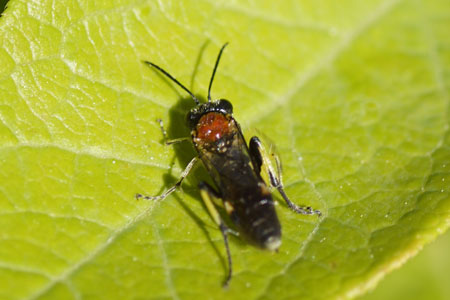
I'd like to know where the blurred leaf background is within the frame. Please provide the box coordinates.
[359,230,450,300]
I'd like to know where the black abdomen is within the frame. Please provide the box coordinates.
[229,188,281,250]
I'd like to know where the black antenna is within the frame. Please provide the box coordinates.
[143,61,200,105]
[208,43,229,102]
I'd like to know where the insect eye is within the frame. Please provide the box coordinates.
[187,110,200,129]
[217,99,233,114]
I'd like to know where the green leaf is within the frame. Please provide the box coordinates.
[359,230,450,300]
[0,0,448,299]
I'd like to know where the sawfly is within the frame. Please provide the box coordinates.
[137,43,321,287]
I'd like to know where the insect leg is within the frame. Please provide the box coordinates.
[198,182,222,206]
[157,119,190,145]
[198,181,234,288]
[136,156,199,201]
[249,136,321,216]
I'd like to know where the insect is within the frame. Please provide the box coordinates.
[137,43,321,287]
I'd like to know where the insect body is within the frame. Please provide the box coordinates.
[137,43,321,287]
[189,100,282,250]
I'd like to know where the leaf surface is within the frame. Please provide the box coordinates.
[0,0,449,299]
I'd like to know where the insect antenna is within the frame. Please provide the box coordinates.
[207,42,229,102]
[143,61,200,105]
